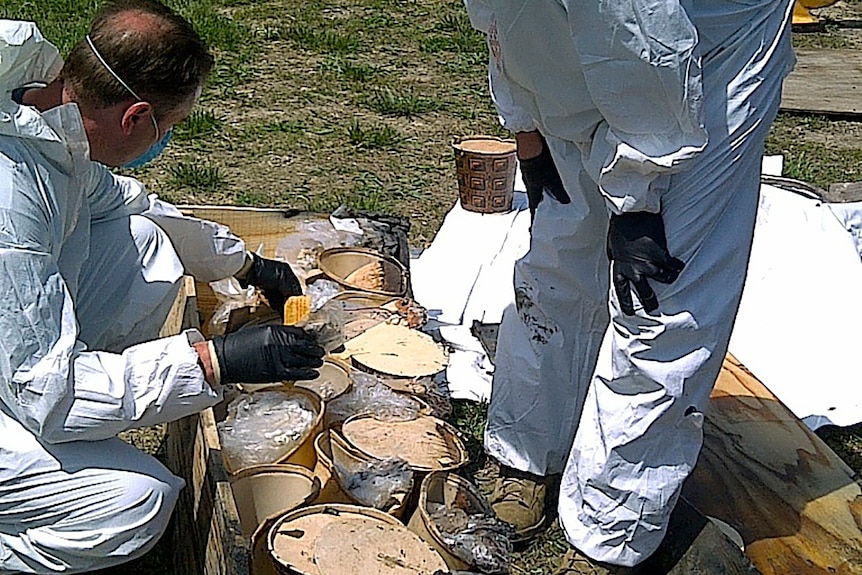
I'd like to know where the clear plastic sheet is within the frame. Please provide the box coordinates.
[206,277,263,336]
[370,373,452,419]
[325,371,420,426]
[428,503,514,574]
[306,279,342,311]
[274,220,362,281]
[296,298,345,353]
[217,390,317,472]
[332,457,413,511]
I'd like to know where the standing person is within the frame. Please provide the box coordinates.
[463,0,796,572]
[0,1,323,573]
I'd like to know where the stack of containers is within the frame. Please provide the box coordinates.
[218,237,508,574]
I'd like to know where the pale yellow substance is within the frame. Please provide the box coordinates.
[342,415,465,471]
[454,137,515,154]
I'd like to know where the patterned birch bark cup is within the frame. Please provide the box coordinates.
[452,135,517,214]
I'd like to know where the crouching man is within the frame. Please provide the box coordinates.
[0,1,321,572]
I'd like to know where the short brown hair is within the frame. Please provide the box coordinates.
[61,0,214,119]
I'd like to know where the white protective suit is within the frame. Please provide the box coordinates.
[464,0,795,566]
[0,21,247,574]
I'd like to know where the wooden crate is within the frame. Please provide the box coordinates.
[162,207,317,575]
[159,207,862,575]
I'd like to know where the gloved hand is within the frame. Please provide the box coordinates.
[518,135,570,217]
[210,325,325,384]
[607,211,685,315]
[239,253,303,315]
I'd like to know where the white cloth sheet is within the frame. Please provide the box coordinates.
[414,178,862,429]
[729,184,862,429]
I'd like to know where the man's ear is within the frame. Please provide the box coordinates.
[120,101,154,135]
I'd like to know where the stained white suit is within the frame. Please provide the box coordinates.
[464,0,795,565]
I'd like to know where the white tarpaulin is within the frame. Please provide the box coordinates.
[413,174,862,429]
[729,182,862,429]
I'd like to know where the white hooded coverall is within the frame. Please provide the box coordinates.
[464,0,795,566]
[0,21,248,574]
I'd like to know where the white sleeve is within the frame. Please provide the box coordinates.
[462,1,536,134]
[0,217,219,444]
[59,330,221,441]
[564,0,708,213]
[142,197,248,282]
[488,35,536,134]
[84,166,247,282]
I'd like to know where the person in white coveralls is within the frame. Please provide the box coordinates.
[0,1,324,572]
[462,0,796,572]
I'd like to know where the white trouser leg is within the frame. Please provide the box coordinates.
[558,158,762,566]
[558,9,790,563]
[0,435,183,574]
[485,139,610,476]
[76,215,184,353]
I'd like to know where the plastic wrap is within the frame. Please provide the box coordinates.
[296,298,345,353]
[217,390,317,472]
[206,277,263,336]
[428,503,513,574]
[307,279,342,311]
[332,457,413,511]
[274,220,362,280]
[325,371,420,426]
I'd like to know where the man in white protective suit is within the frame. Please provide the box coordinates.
[0,1,326,573]
[463,0,796,572]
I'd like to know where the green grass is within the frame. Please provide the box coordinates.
[766,113,862,189]
[168,161,225,192]
[792,22,857,49]
[366,87,441,117]
[420,6,485,55]
[347,120,403,150]
[174,109,223,141]
[450,399,489,477]
[284,22,361,54]
[0,1,93,54]
[320,56,379,83]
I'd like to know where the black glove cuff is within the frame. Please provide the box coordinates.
[237,252,261,289]
[518,144,556,189]
[209,334,232,384]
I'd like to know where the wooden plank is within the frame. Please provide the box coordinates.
[166,411,250,575]
[160,281,251,575]
[158,276,198,339]
[178,206,308,259]
[684,355,862,575]
[781,48,862,116]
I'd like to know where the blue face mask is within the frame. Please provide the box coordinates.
[123,129,173,169]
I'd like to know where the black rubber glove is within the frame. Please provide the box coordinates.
[211,325,324,384]
[239,253,303,315]
[607,211,685,316]
[519,137,571,217]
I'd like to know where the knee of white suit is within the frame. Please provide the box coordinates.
[0,470,184,574]
[127,215,186,284]
[77,215,185,351]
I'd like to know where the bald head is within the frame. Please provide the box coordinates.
[61,0,213,120]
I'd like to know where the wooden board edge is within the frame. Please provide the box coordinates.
[162,278,251,575]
